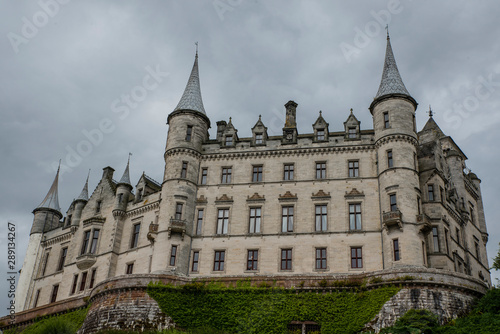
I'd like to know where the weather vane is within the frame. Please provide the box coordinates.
[428,105,434,118]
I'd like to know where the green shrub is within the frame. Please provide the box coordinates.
[380,309,439,334]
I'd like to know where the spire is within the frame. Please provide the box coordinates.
[37,164,61,213]
[118,153,132,186]
[76,170,90,201]
[173,46,206,115]
[374,33,411,100]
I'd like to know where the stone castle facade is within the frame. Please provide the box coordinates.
[15,36,491,316]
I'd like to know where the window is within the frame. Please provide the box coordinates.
[387,150,393,168]
[390,194,397,212]
[126,263,134,274]
[348,161,359,177]
[79,272,87,291]
[440,186,445,203]
[317,129,325,141]
[316,162,326,179]
[351,247,363,268]
[217,209,229,234]
[348,128,357,139]
[89,229,100,254]
[413,153,417,170]
[255,133,263,144]
[196,209,204,235]
[349,204,362,230]
[81,231,91,255]
[281,206,294,232]
[252,165,263,182]
[315,248,327,269]
[432,227,440,252]
[213,251,225,271]
[284,164,294,180]
[192,251,199,272]
[221,167,232,183]
[456,227,461,246]
[57,247,67,271]
[185,125,193,141]
[384,112,390,128]
[247,250,258,270]
[445,229,450,255]
[181,162,188,178]
[417,196,421,214]
[393,239,400,261]
[428,185,434,201]
[118,193,123,203]
[71,274,78,295]
[281,249,292,270]
[89,268,97,289]
[249,207,261,233]
[33,289,40,308]
[201,168,208,185]
[50,284,59,303]
[315,205,327,231]
[225,135,233,146]
[475,240,480,260]
[422,241,427,266]
[66,214,72,226]
[130,224,140,248]
[41,252,49,276]
[96,200,101,214]
[470,206,475,225]
[170,245,177,266]
[175,203,183,220]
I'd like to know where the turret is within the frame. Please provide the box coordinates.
[370,33,424,268]
[154,48,210,275]
[66,172,90,228]
[113,155,133,218]
[31,167,63,234]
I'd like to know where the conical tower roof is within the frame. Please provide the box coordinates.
[37,167,61,213]
[118,154,132,186]
[173,50,206,115]
[76,172,90,201]
[375,34,411,99]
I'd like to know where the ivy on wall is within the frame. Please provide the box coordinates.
[147,281,399,334]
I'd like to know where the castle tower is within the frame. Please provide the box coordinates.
[16,168,63,311]
[369,34,424,268]
[153,49,210,274]
[107,157,133,277]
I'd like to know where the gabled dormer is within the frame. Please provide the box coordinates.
[344,109,361,140]
[218,117,238,148]
[135,172,161,202]
[312,111,329,142]
[251,115,268,146]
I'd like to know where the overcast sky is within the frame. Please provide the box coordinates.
[1,0,499,317]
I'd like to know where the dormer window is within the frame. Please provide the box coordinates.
[225,135,233,146]
[255,133,263,145]
[316,129,325,141]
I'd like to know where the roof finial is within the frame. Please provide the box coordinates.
[428,105,434,118]
[386,25,389,39]
[350,108,353,114]
[319,110,322,115]
[195,41,198,57]
[258,114,262,120]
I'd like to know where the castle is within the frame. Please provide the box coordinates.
[15,35,491,324]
